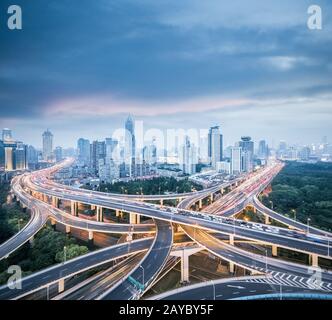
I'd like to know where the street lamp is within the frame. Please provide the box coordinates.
[139,265,145,289]
[211,280,216,300]
[17,218,23,231]
[233,217,236,235]
[307,218,311,234]
[265,249,268,274]
[269,200,274,210]
[327,234,330,257]
[63,246,67,264]
[291,209,296,221]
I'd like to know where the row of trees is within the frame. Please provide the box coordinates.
[261,161,332,231]
[0,183,89,285]
[84,176,203,195]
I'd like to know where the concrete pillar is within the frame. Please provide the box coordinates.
[130,213,138,224]
[65,225,71,234]
[160,199,163,206]
[88,231,94,241]
[52,196,59,208]
[181,252,189,283]
[91,205,96,211]
[198,199,203,210]
[210,194,214,202]
[96,206,103,222]
[220,188,224,195]
[229,234,234,246]
[71,201,78,216]
[311,254,319,267]
[58,279,65,293]
[272,245,278,257]
[265,215,271,225]
[229,262,235,273]
[115,209,120,217]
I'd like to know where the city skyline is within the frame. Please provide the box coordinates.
[1,1,331,147]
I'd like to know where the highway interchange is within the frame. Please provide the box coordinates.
[0,159,332,300]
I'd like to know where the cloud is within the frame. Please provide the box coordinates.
[45,95,252,118]
[261,56,317,71]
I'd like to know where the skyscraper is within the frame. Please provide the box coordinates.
[230,146,242,175]
[42,129,53,162]
[239,136,254,172]
[258,140,269,160]
[90,140,106,175]
[77,138,90,165]
[125,115,136,176]
[180,136,197,175]
[2,128,13,142]
[54,146,63,162]
[14,142,27,170]
[208,126,223,169]
[2,128,16,171]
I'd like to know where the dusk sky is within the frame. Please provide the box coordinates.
[0,0,331,148]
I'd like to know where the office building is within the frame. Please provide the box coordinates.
[208,126,223,169]
[42,129,53,162]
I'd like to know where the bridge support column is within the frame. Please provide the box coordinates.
[115,209,120,217]
[264,215,271,225]
[65,225,71,234]
[181,253,189,283]
[220,188,224,195]
[210,194,214,202]
[129,213,140,224]
[229,234,234,246]
[52,196,59,208]
[310,254,319,267]
[58,279,65,293]
[96,206,103,222]
[50,218,56,229]
[71,201,78,216]
[272,245,278,257]
[160,199,163,206]
[91,205,96,211]
[43,194,48,203]
[198,199,203,209]
[229,262,235,273]
[88,231,94,243]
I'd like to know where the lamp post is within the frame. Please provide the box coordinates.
[17,218,23,231]
[233,217,236,236]
[265,249,268,274]
[291,209,296,221]
[211,280,216,300]
[139,265,145,289]
[327,234,330,257]
[269,200,274,210]
[307,218,311,234]
[63,246,67,264]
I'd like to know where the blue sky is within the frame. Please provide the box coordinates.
[0,0,331,148]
